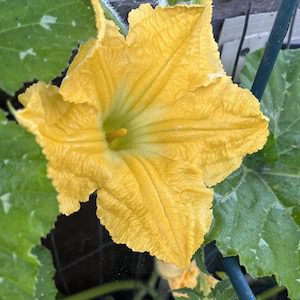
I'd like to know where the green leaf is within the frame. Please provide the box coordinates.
[193,247,207,274]
[174,288,203,300]
[0,0,97,95]
[211,280,238,300]
[209,49,300,299]
[0,112,58,299]
[33,246,57,300]
[166,0,204,6]
[174,280,238,300]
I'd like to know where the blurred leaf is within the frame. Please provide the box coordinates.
[209,49,300,299]
[166,0,204,5]
[174,279,236,300]
[0,0,97,95]
[211,280,238,300]
[193,247,207,274]
[0,110,58,299]
[174,288,204,300]
[33,246,57,300]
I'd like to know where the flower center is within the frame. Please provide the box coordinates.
[106,127,128,143]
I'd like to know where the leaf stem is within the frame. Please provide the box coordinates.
[166,0,203,4]
[63,280,144,300]
[6,100,17,118]
[133,270,159,300]
[100,0,128,36]
[256,285,286,300]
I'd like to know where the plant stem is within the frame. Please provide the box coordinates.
[167,0,203,4]
[100,0,128,36]
[148,270,159,288]
[256,285,286,300]
[133,271,159,300]
[6,101,17,118]
[63,280,144,300]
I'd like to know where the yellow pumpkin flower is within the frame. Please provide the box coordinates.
[157,259,218,298]
[16,0,269,268]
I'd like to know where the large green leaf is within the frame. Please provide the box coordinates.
[0,0,97,95]
[209,49,300,299]
[174,280,238,300]
[163,0,204,6]
[0,111,58,299]
[33,246,57,300]
[174,288,204,300]
[211,280,238,300]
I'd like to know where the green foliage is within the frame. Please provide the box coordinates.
[193,248,207,274]
[166,0,204,5]
[101,0,128,36]
[174,288,204,300]
[173,249,237,300]
[0,0,97,95]
[209,49,300,299]
[174,280,238,300]
[210,280,239,300]
[33,246,57,300]
[0,110,58,299]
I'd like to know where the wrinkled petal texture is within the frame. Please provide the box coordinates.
[18,83,110,215]
[122,3,225,115]
[17,2,269,268]
[97,154,213,267]
[91,0,106,40]
[138,76,269,186]
[60,21,127,113]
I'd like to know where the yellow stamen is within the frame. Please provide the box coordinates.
[106,128,128,143]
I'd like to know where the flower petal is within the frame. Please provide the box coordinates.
[121,3,224,116]
[91,0,106,40]
[132,76,269,186]
[60,20,126,113]
[17,82,70,135]
[97,153,212,268]
[17,83,110,215]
